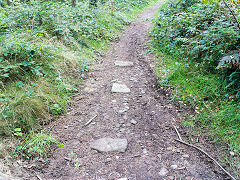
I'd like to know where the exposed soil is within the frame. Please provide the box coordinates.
[16,1,230,179]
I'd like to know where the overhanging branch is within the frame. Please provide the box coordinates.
[223,0,240,35]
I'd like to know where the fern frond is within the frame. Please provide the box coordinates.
[217,50,240,69]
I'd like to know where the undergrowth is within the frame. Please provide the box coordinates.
[151,0,239,177]
[0,0,158,160]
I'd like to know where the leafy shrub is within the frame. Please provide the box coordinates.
[151,0,240,155]
[0,0,152,84]
[0,0,157,144]
[152,0,239,68]
[15,132,61,159]
[151,0,240,87]
[0,33,55,82]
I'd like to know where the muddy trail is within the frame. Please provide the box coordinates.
[20,1,228,179]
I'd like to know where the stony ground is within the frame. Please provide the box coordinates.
[15,1,229,179]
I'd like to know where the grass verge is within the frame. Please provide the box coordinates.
[150,0,240,177]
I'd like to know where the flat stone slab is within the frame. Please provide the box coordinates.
[115,61,134,67]
[112,83,130,93]
[159,168,168,176]
[90,138,128,153]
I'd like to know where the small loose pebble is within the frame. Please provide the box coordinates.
[130,119,137,125]
[182,154,189,158]
[170,165,178,169]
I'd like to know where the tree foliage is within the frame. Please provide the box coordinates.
[202,0,240,33]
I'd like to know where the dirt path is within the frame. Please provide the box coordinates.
[26,2,227,179]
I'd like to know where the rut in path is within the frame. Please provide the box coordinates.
[27,1,226,179]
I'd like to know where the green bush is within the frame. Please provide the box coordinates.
[0,0,158,157]
[152,0,239,69]
[151,0,240,155]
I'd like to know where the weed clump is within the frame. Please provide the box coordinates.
[15,132,60,159]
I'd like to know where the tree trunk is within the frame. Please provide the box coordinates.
[72,0,76,7]
[6,0,10,6]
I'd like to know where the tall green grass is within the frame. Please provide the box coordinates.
[151,0,239,176]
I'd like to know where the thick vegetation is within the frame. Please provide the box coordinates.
[0,0,157,158]
[151,0,239,175]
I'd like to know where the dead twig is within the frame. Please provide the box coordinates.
[36,175,43,180]
[64,157,72,161]
[177,167,186,170]
[82,115,98,127]
[223,0,240,35]
[128,154,141,158]
[173,126,236,180]
[173,125,182,141]
[47,124,56,134]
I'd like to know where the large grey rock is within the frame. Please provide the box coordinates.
[158,168,168,176]
[112,83,130,93]
[0,172,17,180]
[90,138,128,153]
[115,61,134,67]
